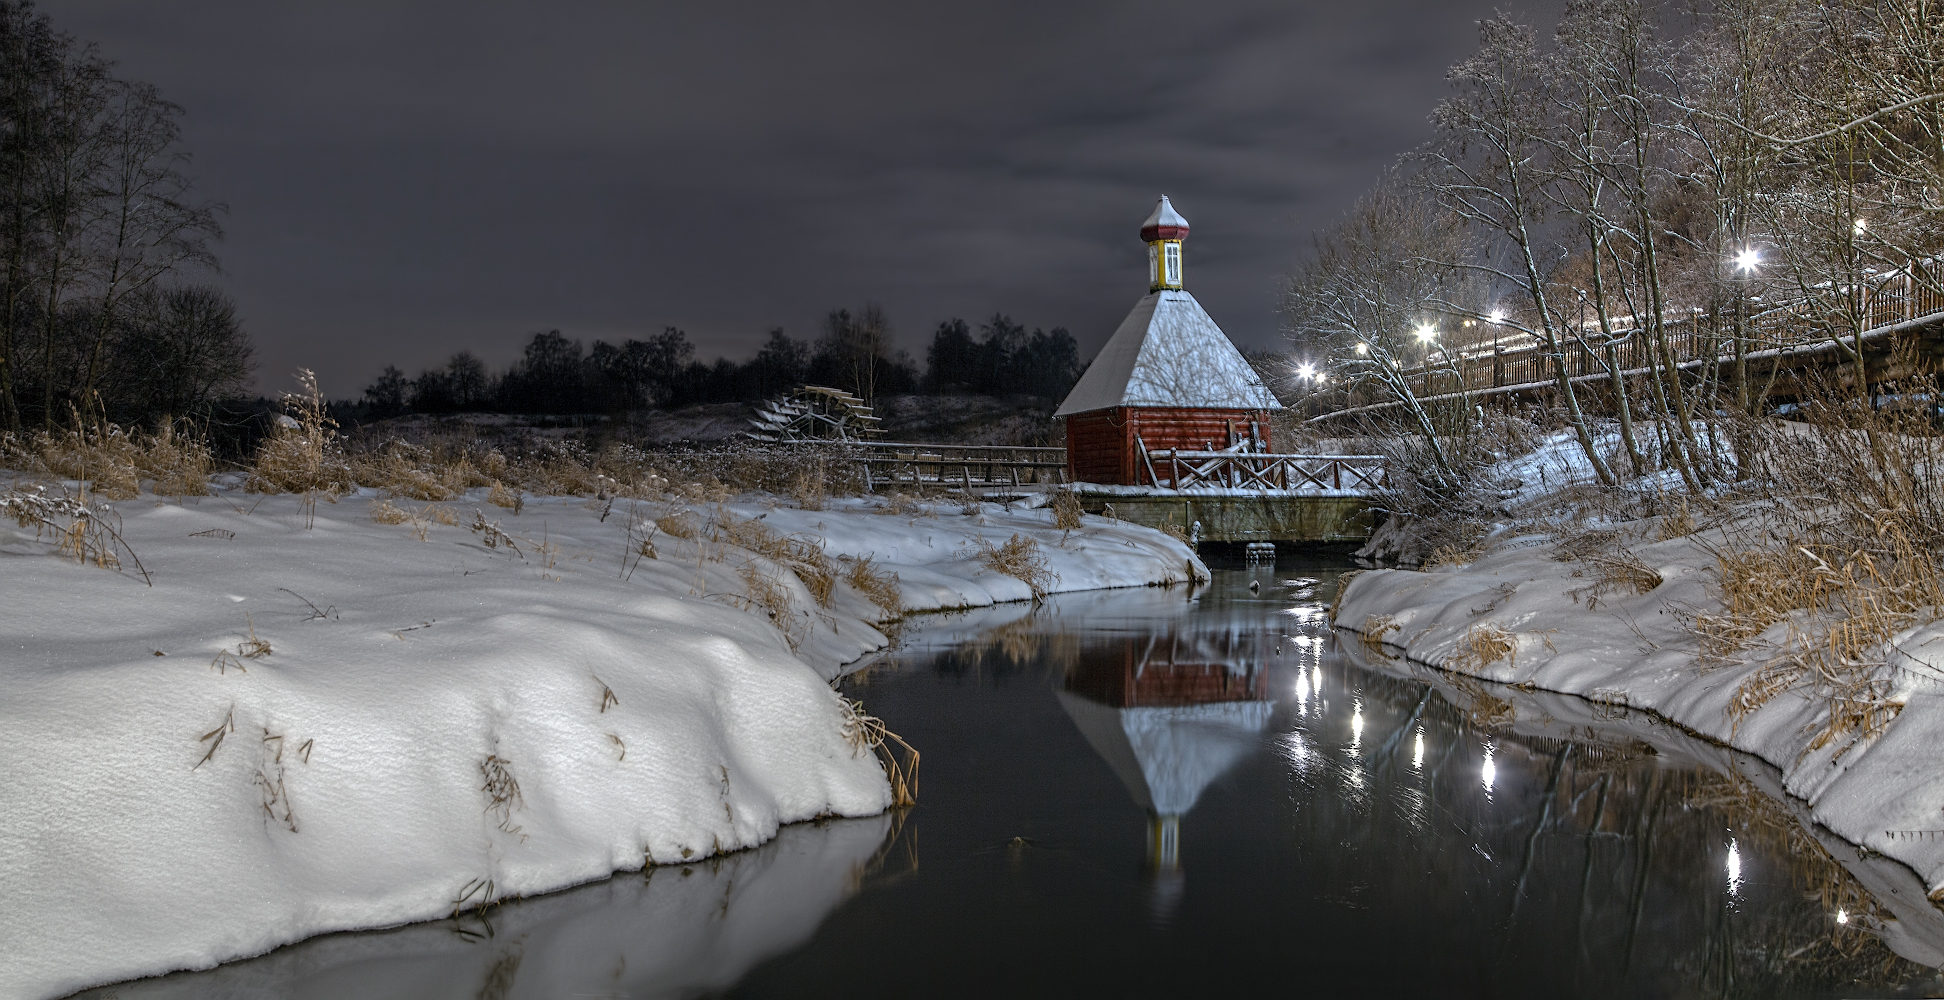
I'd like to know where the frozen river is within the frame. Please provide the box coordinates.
[77,563,1944,998]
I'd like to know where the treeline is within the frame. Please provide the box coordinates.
[0,3,240,432]
[354,309,1083,419]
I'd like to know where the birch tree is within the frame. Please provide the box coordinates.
[1424,16,1619,487]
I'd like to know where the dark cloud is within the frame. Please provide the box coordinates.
[40,0,1562,397]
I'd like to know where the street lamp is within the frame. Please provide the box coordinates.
[1414,323,1437,343]
[1734,247,1761,273]
[1354,342,1369,355]
[1488,309,1506,324]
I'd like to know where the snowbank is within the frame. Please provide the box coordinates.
[1334,523,1944,919]
[0,483,1202,1000]
[74,813,897,1000]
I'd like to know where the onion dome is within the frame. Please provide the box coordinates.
[1139,195,1190,242]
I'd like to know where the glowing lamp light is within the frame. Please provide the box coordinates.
[1354,342,1369,355]
[1489,309,1506,324]
[1414,324,1438,343]
[1734,248,1761,273]
[1297,362,1317,380]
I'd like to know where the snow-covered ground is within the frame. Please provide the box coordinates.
[0,481,1203,1000]
[1334,519,1944,931]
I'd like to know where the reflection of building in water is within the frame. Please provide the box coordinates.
[1056,629,1272,911]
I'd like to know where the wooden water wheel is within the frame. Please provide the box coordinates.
[746,385,884,443]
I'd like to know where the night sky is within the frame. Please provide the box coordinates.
[42,1,1561,398]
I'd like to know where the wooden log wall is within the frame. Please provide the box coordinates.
[1064,406,1275,485]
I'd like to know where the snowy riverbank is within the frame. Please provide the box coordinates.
[1333,522,1944,934]
[0,483,1204,1000]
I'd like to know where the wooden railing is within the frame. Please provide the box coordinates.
[1388,268,1944,401]
[853,442,1068,492]
[1139,450,1386,493]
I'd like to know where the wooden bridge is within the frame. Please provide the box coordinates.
[1318,267,1944,421]
[816,440,1386,546]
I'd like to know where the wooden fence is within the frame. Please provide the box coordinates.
[854,442,1069,492]
[1391,267,1944,399]
[1139,450,1387,493]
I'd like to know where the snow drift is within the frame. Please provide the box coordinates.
[0,483,1203,999]
[1334,524,1944,920]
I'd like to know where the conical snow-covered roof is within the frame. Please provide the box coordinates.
[1054,289,1283,416]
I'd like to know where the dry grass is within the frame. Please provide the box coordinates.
[193,706,235,770]
[1327,569,1364,621]
[1356,613,1400,652]
[487,480,523,513]
[1694,541,1835,656]
[1423,540,1484,570]
[878,491,920,516]
[370,498,411,525]
[656,511,699,539]
[975,532,1055,600]
[790,458,827,511]
[714,510,838,606]
[843,555,902,616]
[840,695,920,808]
[469,510,524,556]
[236,614,272,659]
[248,370,353,495]
[480,752,525,839]
[1048,487,1083,531]
[1450,622,1517,671]
[1655,497,1697,540]
[1695,381,1944,752]
[2,411,214,498]
[0,481,150,583]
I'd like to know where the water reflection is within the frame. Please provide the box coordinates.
[1053,619,1274,919]
[81,565,1944,998]
[857,563,1944,996]
[73,814,899,1000]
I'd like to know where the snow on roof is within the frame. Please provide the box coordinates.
[1142,195,1188,232]
[1054,289,1283,416]
[1056,692,1272,815]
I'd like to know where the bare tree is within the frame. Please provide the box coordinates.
[103,284,251,421]
[1286,174,1476,485]
[824,302,894,405]
[0,1,59,432]
[1423,16,1619,487]
[80,79,220,406]
[29,40,109,424]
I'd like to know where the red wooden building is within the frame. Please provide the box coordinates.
[1055,196,1284,486]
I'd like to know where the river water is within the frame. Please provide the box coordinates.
[80,562,1944,999]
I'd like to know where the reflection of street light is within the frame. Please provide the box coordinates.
[1734,247,1761,273]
